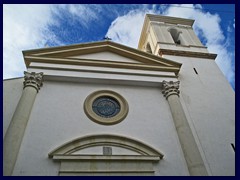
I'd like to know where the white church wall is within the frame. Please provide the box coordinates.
[163,55,235,175]
[12,80,190,176]
[3,78,24,138]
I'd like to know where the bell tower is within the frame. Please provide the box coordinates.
[138,14,235,176]
[138,14,216,59]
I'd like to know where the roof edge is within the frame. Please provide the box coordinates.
[22,40,182,68]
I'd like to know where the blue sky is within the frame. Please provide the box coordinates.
[3,4,235,90]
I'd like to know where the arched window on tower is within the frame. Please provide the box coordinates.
[146,43,153,54]
[169,28,181,45]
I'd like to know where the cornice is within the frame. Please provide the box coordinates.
[159,49,217,60]
[146,14,194,26]
[25,56,181,74]
[150,21,192,29]
[29,65,177,78]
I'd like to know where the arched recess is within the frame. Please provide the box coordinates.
[49,134,163,158]
[168,27,185,45]
[49,134,164,176]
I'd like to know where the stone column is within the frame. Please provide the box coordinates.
[3,71,43,176]
[162,81,208,176]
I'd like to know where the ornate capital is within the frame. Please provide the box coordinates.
[23,71,43,92]
[162,81,180,99]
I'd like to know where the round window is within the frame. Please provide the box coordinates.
[84,90,128,125]
[92,96,120,118]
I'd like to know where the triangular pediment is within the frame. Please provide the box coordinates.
[68,51,142,64]
[23,41,182,74]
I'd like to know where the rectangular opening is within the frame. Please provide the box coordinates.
[231,143,235,152]
[193,68,198,74]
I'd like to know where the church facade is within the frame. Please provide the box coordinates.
[3,14,235,176]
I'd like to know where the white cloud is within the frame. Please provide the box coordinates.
[163,4,225,44]
[106,9,157,48]
[208,44,234,81]
[3,4,55,79]
[3,4,99,79]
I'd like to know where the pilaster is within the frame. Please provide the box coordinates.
[3,71,43,176]
[162,80,208,176]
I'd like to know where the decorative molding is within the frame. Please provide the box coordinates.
[156,41,208,49]
[49,134,163,158]
[22,40,182,68]
[52,154,160,161]
[159,49,217,60]
[29,65,177,78]
[23,71,43,92]
[49,134,163,176]
[24,55,181,73]
[146,14,194,26]
[162,80,180,99]
[151,21,192,29]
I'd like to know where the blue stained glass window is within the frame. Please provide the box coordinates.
[92,96,120,118]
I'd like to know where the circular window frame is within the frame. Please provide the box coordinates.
[84,90,129,125]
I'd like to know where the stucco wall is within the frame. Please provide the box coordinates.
[4,52,235,176]
[11,81,190,176]
[3,78,24,138]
